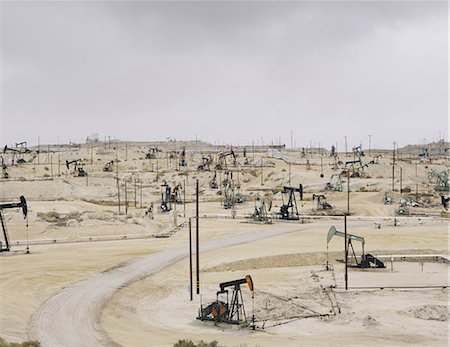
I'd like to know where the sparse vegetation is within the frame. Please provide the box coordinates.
[174,340,219,347]
[37,210,82,225]
[0,338,40,347]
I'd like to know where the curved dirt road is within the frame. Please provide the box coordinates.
[30,226,301,347]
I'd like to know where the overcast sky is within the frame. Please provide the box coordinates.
[0,0,448,149]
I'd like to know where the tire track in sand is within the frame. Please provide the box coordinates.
[30,226,301,347]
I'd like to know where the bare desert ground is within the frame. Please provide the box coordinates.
[0,140,448,346]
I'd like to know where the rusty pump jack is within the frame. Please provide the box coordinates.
[198,275,254,326]
[0,196,28,252]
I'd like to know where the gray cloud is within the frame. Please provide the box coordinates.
[1,0,447,149]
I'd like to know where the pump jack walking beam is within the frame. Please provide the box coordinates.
[0,196,28,252]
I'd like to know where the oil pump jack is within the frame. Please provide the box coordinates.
[0,196,28,252]
[66,159,87,177]
[145,147,160,159]
[327,226,385,268]
[179,147,187,168]
[419,148,429,159]
[344,159,368,178]
[198,155,212,171]
[3,145,29,164]
[312,194,333,210]
[171,183,183,204]
[325,173,343,192]
[251,195,272,223]
[243,147,249,165]
[368,155,382,165]
[428,170,449,192]
[198,275,254,326]
[352,145,365,159]
[441,195,449,210]
[222,172,235,209]
[160,181,172,213]
[160,181,182,212]
[279,185,303,220]
[1,156,8,179]
[330,145,336,157]
[210,171,218,189]
[215,149,237,170]
[103,160,114,172]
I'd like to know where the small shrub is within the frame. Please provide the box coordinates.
[174,340,218,347]
[37,211,60,223]
[0,338,41,347]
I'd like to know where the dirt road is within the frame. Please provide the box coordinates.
[29,225,302,347]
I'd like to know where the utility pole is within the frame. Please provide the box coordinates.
[37,136,40,164]
[189,218,193,301]
[347,170,350,213]
[344,215,348,290]
[344,136,348,157]
[183,178,186,218]
[392,141,396,191]
[156,157,159,184]
[290,130,293,149]
[116,160,121,214]
[260,157,264,185]
[252,140,255,163]
[125,180,128,215]
[196,179,200,295]
[134,178,137,207]
[400,167,403,193]
[140,180,143,208]
[368,135,372,157]
[288,162,291,186]
[320,156,323,178]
